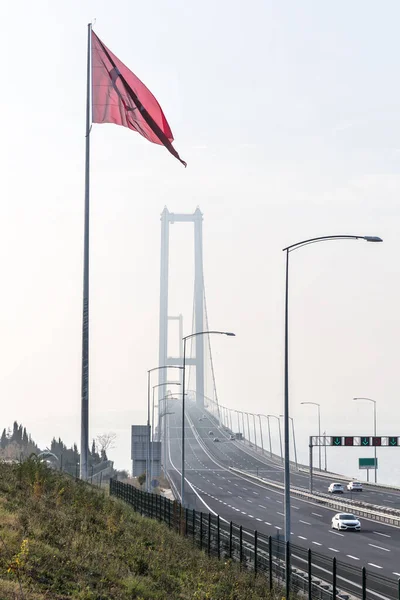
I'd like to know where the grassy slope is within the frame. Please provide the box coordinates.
[0,459,277,599]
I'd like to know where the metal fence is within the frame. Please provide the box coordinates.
[110,479,399,600]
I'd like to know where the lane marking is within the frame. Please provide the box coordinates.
[247,499,253,503]
[275,526,282,530]
[347,555,360,560]
[228,491,232,494]
[258,504,267,509]
[256,517,262,522]
[393,572,400,577]
[312,512,323,517]
[276,500,283,504]
[298,535,307,540]
[329,548,339,553]
[292,506,300,510]
[368,544,390,552]
[299,520,311,525]
[373,531,391,538]
[329,531,344,537]
[265,521,271,525]
[312,541,322,546]
[368,564,383,569]
[277,512,284,516]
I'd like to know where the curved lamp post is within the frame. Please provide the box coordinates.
[147,365,183,492]
[151,382,181,485]
[301,402,321,471]
[181,330,235,507]
[353,397,378,483]
[282,234,382,598]
[266,414,283,461]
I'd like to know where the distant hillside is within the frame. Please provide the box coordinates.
[0,459,276,599]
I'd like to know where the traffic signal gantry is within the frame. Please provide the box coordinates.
[308,435,399,492]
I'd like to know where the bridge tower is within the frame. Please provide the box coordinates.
[158,207,205,408]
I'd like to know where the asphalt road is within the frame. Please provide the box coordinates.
[165,399,400,595]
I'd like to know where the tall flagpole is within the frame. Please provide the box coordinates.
[80,22,92,480]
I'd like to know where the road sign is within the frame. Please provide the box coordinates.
[331,436,342,446]
[310,435,400,447]
[359,457,377,470]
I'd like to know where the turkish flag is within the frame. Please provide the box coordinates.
[91,31,186,166]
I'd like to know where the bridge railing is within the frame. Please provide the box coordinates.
[109,479,399,600]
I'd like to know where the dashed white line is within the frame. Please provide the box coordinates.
[312,512,323,517]
[256,517,262,522]
[227,491,232,494]
[275,526,282,530]
[368,563,382,569]
[253,491,258,495]
[265,521,271,525]
[329,531,344,537]
[258,504,267,509]
[329,548,339,553]
[276,500,283,504]
[247,500,253,503]
[298,536,307,540]
[299,520,311,525]
[277,511,284,516]
[312,541,322,546]
[347,555,360,561]
[292,506,300,510]
[368,544,390,552]
[373,531,391,538]
[393,572,400,577]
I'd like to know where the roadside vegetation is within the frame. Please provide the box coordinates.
[0,457,281,599]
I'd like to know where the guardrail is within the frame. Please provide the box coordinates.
[229,467,400,527]
[110,479,399,600]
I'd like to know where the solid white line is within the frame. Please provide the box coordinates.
[347,555,360,560]
[328,548,339,552]
[368,544,390,552]
[368,564,383,569]
[373,531,391,538]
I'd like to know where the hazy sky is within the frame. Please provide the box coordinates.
[1,1,399,477]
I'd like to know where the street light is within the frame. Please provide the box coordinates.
[256,415,265,454]
[151,382,181,486]
[147,365,183,492]
[279,415,298,469]
[181,330,235,507]
[353,397,378,483]
[266,414,283,461]
[301,402,322,471]
[282,234,382,598]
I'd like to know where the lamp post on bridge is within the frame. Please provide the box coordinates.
[256,415,265,454]
[282,233,382,598]
[301,402,322,471]
[181,330,235,507]
[152,382,181,486]
[147,365,183,493]
[266,414,283,461]
[353,397,378,483]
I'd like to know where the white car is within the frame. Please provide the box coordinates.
[328,483,344,494]
[347,481,363,492]
[331,513,361,531]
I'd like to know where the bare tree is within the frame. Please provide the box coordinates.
[96,432,117,459]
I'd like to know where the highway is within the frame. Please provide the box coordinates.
[164,399,400,596]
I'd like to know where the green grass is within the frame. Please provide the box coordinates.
[0,458,281,599]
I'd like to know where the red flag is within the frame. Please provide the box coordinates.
[91,31,186,167]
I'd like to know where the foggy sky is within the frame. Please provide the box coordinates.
[1,1,399,477]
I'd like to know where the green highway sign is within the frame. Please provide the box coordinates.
[359,457,377,470]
